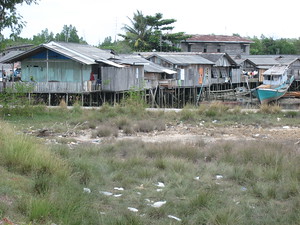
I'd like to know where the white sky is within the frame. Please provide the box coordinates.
[3,0,300,46]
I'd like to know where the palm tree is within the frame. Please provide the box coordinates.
[119,10,151,51]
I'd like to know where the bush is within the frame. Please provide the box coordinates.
[259,103,282,114]
[92,124,118,137]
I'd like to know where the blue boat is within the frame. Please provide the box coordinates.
[254,65,294,104]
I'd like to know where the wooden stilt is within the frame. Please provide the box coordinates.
[48,93,51,106]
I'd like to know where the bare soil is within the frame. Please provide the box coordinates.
[46,122,300,147]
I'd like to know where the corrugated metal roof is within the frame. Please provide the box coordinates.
[44,42,114,64]
[186,35,253,43]
[1,41,115,65]
[247,57,280,66]
[151,53,214,65]
[116,55,177,74]
[263,65,288,75]
[0,50,24,63]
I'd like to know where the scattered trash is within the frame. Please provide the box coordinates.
[100,191,113,196]
[282,126,290,129]
[277,117,281,121]
[114,187,124,191]
[145,199,153,203]
[194,176,200,180]
[156,189,163,192]
[212,120,218,123]
[83,188,91,193]
[113,194,122,197]
[128,207,139,212]
[216,175,223,179]
[253,134,260,138]
[168,215,182,221]
[100,212,106,215]
[155,182,165,187]
[151,201,167,208]
[136,192,141,195]
[241,187,247,191]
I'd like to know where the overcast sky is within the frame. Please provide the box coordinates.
[3,0,300,45]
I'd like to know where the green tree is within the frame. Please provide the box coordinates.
[55,25,86,43]
[0,0,39,37]
[32,28,54,45]
[98,36,132,54]
[119,10,190,52]
[119,10,151,51]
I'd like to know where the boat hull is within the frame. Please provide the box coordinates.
[256,88,287,104]
[255,76,294,104]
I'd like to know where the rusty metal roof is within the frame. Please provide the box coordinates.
[185,35,253,43]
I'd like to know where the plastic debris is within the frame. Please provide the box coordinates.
[136,192,141,195]
[128,207,139,212]
[155,182,165,187]
[277,117,281,121]
[156,189,163,192]
[194,176,200,180]
[212,120,218,123]
[114,187,124,191]
[241,187,247,191]
[283,126,290,129]
[83,188,91,193]
[168,215,182,221]
[151,201,167,208]
[216,175,223,179]
[113,194,122,197]
[100,191,113,196]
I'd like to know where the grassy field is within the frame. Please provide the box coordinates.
[0,101,299,225]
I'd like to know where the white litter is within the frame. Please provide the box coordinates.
[128,207,139,212]
[151,201,167,208]
[113,194,122,197]
[100,191,113,196]
[168,215,182,221]
[283,126,290,129]
[156,189,163,192]
[277,117,281,121]
[155,182,165,187]
[216,175,223,179]
[194,176,200,180]
[83,188,91,193]
[114,187,124,191]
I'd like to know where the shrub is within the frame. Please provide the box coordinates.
[92,124,118,137]
[259,103,282,114]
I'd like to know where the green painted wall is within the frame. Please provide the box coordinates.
[21,59,91,82]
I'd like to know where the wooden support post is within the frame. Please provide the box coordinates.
[81,93,84,106]
[66,93,69,106]
[48,93,51,106]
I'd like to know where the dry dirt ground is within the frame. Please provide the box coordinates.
[40,122,300,148]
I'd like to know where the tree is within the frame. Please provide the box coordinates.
[55,25,86,43]
[98,36,132,54]
[32,28,54,45]
[0,0,39,37]
[119,11,190,52]
[119,10,151,51]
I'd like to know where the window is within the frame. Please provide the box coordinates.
[203,48,207,53]
[241,45,246,53]
[217,48,221,53]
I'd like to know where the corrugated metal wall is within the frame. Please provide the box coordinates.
[101,66,144,92]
